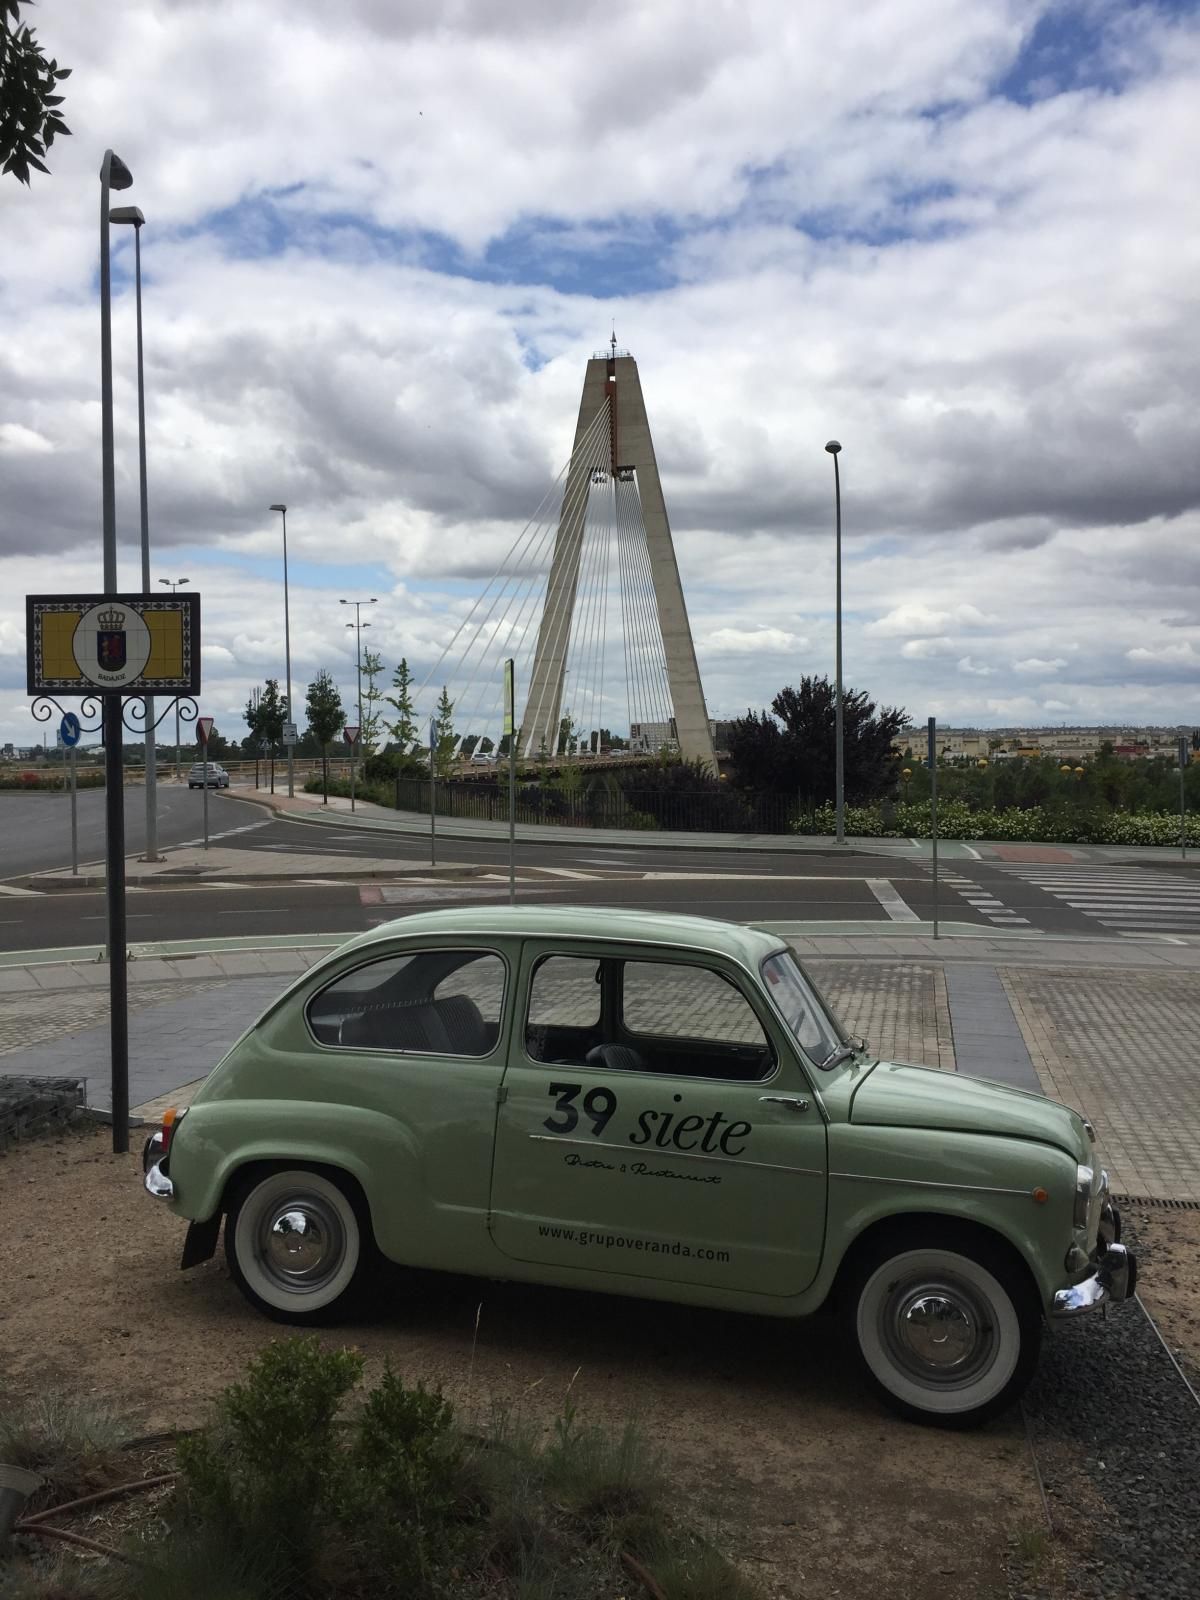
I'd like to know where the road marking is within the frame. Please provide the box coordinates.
[0,885,43,897]
[538,866,600,879]
[865,878,920,922]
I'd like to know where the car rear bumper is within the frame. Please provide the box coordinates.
[1051,1197,1137,1317]
[142,1130,174,1200]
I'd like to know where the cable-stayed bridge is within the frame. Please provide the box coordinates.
[414,345,717,773]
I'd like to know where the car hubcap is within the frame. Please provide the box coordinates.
[882,1276,995,1388]
[258,1196,346,1292]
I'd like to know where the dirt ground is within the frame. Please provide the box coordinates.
[4,1128,1068,1599]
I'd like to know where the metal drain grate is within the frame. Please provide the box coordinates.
[1115,1193,1200,1212]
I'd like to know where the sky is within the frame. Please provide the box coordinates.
[1,0,1198,750]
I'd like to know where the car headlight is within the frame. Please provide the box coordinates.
[1073,1163,1094,1230]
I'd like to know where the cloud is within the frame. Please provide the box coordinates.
[1,0,1199,742]
[1013,656,1067,673]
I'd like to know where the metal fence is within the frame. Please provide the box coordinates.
[392,776,799,834]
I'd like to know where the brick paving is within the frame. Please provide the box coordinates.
[1002,967,1200,1203]
[811,961,956,1071]
[0,979,234,1055]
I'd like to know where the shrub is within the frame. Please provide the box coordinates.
[176,1337,364,1583]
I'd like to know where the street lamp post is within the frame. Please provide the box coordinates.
[99,149,133,1158]
[339,597,378,734]
[111,203,159,861]
[158,578,189,779]
[825,440,845,845]
[269,505,295,797]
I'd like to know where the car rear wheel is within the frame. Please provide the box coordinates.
[848,1233,1041,1427]
[225,1168,369,1324]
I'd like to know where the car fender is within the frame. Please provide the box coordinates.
[813,1125,1080,1310]
[166,1098,421,1260]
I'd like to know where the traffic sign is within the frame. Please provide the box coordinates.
[344,725,361,747]
[282,721,298,747]
[196,716,214,744]
[59,713,81,748]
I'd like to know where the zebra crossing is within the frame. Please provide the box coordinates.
[998,863,1200,935]
[919,866,1031,926]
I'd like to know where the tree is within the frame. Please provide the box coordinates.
[727,677,908,810]
[305,670,344,804]
[244,679,286,792]
[360,650,385,754]
[385,658,418,751]
[433,686,456,780]
[1,2,71,185]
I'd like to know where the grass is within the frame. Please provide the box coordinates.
[1,1346,761,1600]
[0,1395,133,1499]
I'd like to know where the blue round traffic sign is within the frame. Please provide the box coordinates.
[59,713,81,748]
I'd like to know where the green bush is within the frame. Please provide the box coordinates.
[792,798,1200,846]
[0,770,105,791]
[176,1338,363,1583]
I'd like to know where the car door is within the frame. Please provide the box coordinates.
[303,942,511,1268]
[489,941,827,1298]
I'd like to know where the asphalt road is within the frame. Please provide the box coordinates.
[4,791,1200,950]
[0,785,263,881]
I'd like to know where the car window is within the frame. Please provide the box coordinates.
[307,947,505,1056]
[527,955,602,1029]
[622,961,768,1047]
[761,951,843,1066]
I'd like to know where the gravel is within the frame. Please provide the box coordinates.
[1023,1230,1200,1600]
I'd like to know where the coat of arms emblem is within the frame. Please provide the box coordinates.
[97,607,127,672]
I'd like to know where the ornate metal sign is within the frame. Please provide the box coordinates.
[26,592,201,695]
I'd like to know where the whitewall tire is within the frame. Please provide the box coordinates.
[850,1238,1040,1427]
[225,1168,368,1324]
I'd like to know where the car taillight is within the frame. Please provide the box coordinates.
[160,1107,183,1156]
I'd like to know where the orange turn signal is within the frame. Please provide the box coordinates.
[1032,1186,1049,1204]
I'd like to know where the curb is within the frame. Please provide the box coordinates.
[22,864,493,893]
[234,788,902,858]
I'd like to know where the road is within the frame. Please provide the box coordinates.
[2,790,1200,951]
[0,784,252,880]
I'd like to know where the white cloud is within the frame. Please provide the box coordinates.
[1013,656,1067,673]
[1,0,1198,741]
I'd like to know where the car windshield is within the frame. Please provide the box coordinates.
[761,950,848,1068]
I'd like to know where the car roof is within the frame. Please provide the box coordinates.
[333,905,787,968]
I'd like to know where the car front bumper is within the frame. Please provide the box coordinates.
[142,1130,174,1201]
[1051,1196,1137,1318]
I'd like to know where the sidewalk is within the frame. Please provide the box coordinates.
[1,927,1198,1202]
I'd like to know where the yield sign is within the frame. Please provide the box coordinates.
[196,716,214,744]
[344,725,361,746]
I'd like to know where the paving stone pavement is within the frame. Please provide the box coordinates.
[1002,967,1200,1203]
[808,961,956,1071]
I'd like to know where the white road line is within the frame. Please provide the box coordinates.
[539,867,600,879]
[0,885,43,897]
[865,878,921,922]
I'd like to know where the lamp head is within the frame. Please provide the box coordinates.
[269,503,286,514]
[109,205,144,227]
[104,152,133,190]
[825,440,842,455]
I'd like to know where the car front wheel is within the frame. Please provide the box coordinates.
[848,1232,1041,1427]
[225,1167,369,1324]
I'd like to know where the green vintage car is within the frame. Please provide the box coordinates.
[142,907,1135,1426]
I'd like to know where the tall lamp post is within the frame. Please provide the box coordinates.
[158,578,189,779]
[111,203,159,860]
[825,440,845,845]
[269,505,295,797]
[339,597,378,735]
[99,149,133,1157]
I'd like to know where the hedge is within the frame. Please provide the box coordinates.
[792,799,1200,846]
[0,770,105,790]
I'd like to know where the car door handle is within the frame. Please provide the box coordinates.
[758,1095,809,1113]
